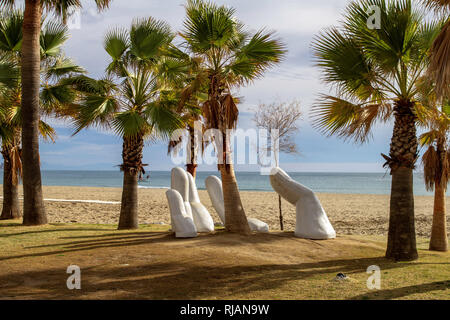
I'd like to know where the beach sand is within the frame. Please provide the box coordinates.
[1,186,448,237]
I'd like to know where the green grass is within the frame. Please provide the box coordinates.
[0,220,448,300]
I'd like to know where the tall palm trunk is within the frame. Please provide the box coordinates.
[209,75,251,235]
[219,133,251,234]
[429,181,448,251]
[118,136,144,230]
[186,125,197,178]
[429,138,448,252]
[21,0,46,226]
[1,144,21,220]
[385,99,418,261]
[220,164,251,234]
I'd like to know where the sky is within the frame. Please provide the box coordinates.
[38,0,409,172]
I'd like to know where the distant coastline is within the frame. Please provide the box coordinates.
[0,170,437,196]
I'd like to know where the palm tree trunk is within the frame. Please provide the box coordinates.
[429,180,448,252]
[21,0,46,226]
[220,164,251,234]
[1,146,21,220]
[118,168,139,230]
[385,99,418,261]
[186,126,197,178]
[186,163,197,178]
[386,167,418,260]
[209,75,250,234]
[278,194,284,230]
[118,136,144,230]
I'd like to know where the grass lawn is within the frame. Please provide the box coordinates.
[0,220,449,300]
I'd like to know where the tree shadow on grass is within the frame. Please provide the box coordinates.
[0,222,23,227]
[0,227,116,237]
[0,229,292,261]
[1,231,336,262]
[0,256,444,300]
[0,231,177,262]
[350,280,450,300]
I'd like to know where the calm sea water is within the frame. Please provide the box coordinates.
[8,170,436,196]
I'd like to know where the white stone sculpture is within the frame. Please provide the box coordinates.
[186,171,215,233]
[165,189,197,238]
[269,167,336,240]
[167,167,215,237]
[205,175,269,233]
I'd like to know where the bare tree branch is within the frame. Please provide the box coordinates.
[253,100,302,157]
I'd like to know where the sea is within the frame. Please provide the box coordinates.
[5,170,438,196]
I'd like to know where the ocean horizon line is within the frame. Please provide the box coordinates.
[0,170,435,196]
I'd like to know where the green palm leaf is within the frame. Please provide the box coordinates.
[129,17,173,63]
[44,57,85,80]
[230,29,286,83]
[0,61,19,88]
[111,109,150,139]
[72,93,119,134]
[182,0,237,53]
[40,20,69,58]
[0,9,22,53]
[104,27,129,75]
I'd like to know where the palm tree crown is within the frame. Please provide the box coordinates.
[312,0,441,145]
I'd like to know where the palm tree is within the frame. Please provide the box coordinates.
[0,11,81,220]
[416,78,449,251]
[180,0,286,234]
[421,106,449,252]
[0,0,112,226]
[0,107,21,220]
[423,0,450,99]
[311,0,442,261]
[71,18,182,230]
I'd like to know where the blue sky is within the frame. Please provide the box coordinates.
[40,0,408,172]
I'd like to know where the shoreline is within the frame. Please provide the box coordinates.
[3,184,439,196]
[2,170,437,196]
[1,185,447,238]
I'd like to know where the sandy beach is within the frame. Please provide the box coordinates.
[1,185,447,238]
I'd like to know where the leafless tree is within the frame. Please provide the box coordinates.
[253,100,302,230]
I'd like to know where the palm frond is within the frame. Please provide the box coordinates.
[143,101,184,141]
[428,19,450,99]
[231,29,286,83]
[0,61,19,89]
[181,0,237,53]
[0,9,23,53]
[44,57,85,80]
[40,82,77,115]
[129,17,173,63]
[40,19,69,57]
[111,109,150,139]
[0,0,15,8]
[422,0,450,12]
[39,119,56,142]
[422,144,449,191]
[71,94,118,135]
[311,94,391,143]
[312,26,385,100]
[42,0,112,22]
[104,27,129,75]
